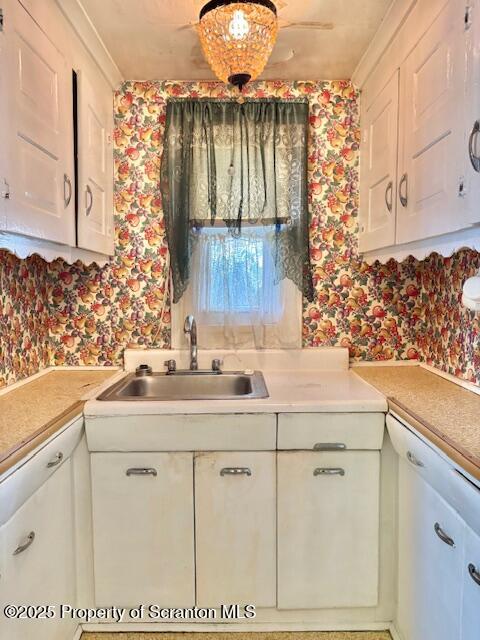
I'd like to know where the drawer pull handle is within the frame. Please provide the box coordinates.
[46,452,64,468]
[469,120,480,172]
[468,563,480,586]
[63,174,72,208]
[434,522,455,547]
[13,531,35,556]
[385,180,393,213]
[220,467,252,477]
[314,467,345,477]
[126,468,157,477]
[399,173,408,207]
[313,442,346,451]
[407,450,424,467]
[85,184,93,216]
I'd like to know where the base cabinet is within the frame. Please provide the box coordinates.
[397,459,465,640]
[0,461,76,640]
[195,452,276,608]
[91,452,195,608]
[462,527,480,640]
[277,451,380,609]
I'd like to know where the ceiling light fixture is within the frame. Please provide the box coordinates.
[198,0,278,92]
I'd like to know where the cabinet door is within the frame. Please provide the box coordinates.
[1,461,76,640]
[397,460,464,640]
[4,0,75,245]
[277,451,380,609]
[396,0,469,244]
[359,70,399,252]
[462,526,480,640]
[195,452,276,607]
[76,71,114,255]
[465,0,480,223]
[91,452,195,608]
[0,4,7,230]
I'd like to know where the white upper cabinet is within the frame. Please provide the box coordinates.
[396,0,469,244]
[77,71,114,256]
[0,0,117,262]
[465,0,480,224]
[358,0,480,260]
[3,0,75,245]
[359,70,399,252]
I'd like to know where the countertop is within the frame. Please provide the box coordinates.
[84,369,388,416]
[0,369,118,475]
[354,365,480,481]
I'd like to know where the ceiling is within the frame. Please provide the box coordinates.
[81,0,393,81]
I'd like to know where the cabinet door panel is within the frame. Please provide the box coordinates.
[462,527,480,640]
[465,0,480,223]
[77,71,114,255]
[397,461,464,640]
[1,461,76,640]
[4,0,74,244]
[397,0,469,243]
[91,452,195,608]
[359,71,399,252]
[195,451,276,608]
[277,451,380,609]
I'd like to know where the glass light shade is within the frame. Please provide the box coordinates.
[198,0,278,91]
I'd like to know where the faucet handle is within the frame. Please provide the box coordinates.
[211,358,223,372]
[164,359,177,374]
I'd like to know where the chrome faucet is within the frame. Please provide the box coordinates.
[184,315,198,370]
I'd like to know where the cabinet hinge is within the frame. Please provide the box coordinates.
[0,8,4,33]
[1,179,10,200]
[458,178,467,198]
[465,5,473,30]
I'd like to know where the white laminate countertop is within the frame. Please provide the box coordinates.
[84,369,388,416]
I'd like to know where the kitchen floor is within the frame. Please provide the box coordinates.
[82,632,392,639]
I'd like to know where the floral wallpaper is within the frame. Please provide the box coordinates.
[0,79,478,389]
[0,250,50,387]
[418,249,480,385]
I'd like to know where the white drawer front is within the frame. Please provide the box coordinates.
[387,413,457,507]
[278,413,384,450]
[0,416,83,526]
[86,413,276,451]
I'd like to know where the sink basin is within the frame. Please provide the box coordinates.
[98,370,269,401]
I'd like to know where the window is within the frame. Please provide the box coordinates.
[195,226,282,323]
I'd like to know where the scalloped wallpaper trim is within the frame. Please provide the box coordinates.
[0,80,479,389]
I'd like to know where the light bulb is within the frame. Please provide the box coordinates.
[229,9,250,39]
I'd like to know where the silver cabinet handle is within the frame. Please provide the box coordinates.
[46,451,64,468]
[434,522,455,547]
[220,467,252,477]
[314,467,345,477]
[469,121,480,172]
[63,174,72,208]
[468,563,480,586]
[399,173,408,207]
[313,442,346,451]
[126,468,157,477]
[85,184,93,216]
[385,180,393,212]
[13,531,35,556]
[407,450,424,467]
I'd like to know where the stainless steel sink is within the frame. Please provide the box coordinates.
[98,370,269,401]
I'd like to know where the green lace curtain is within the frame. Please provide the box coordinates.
[160,99,313,303]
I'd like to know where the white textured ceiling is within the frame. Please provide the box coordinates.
[81,0,392,81]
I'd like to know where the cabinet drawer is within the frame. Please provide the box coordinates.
[278,413,384,450]
[387,414,456,506]
[0,416,83,526]
[87,413,276,451]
